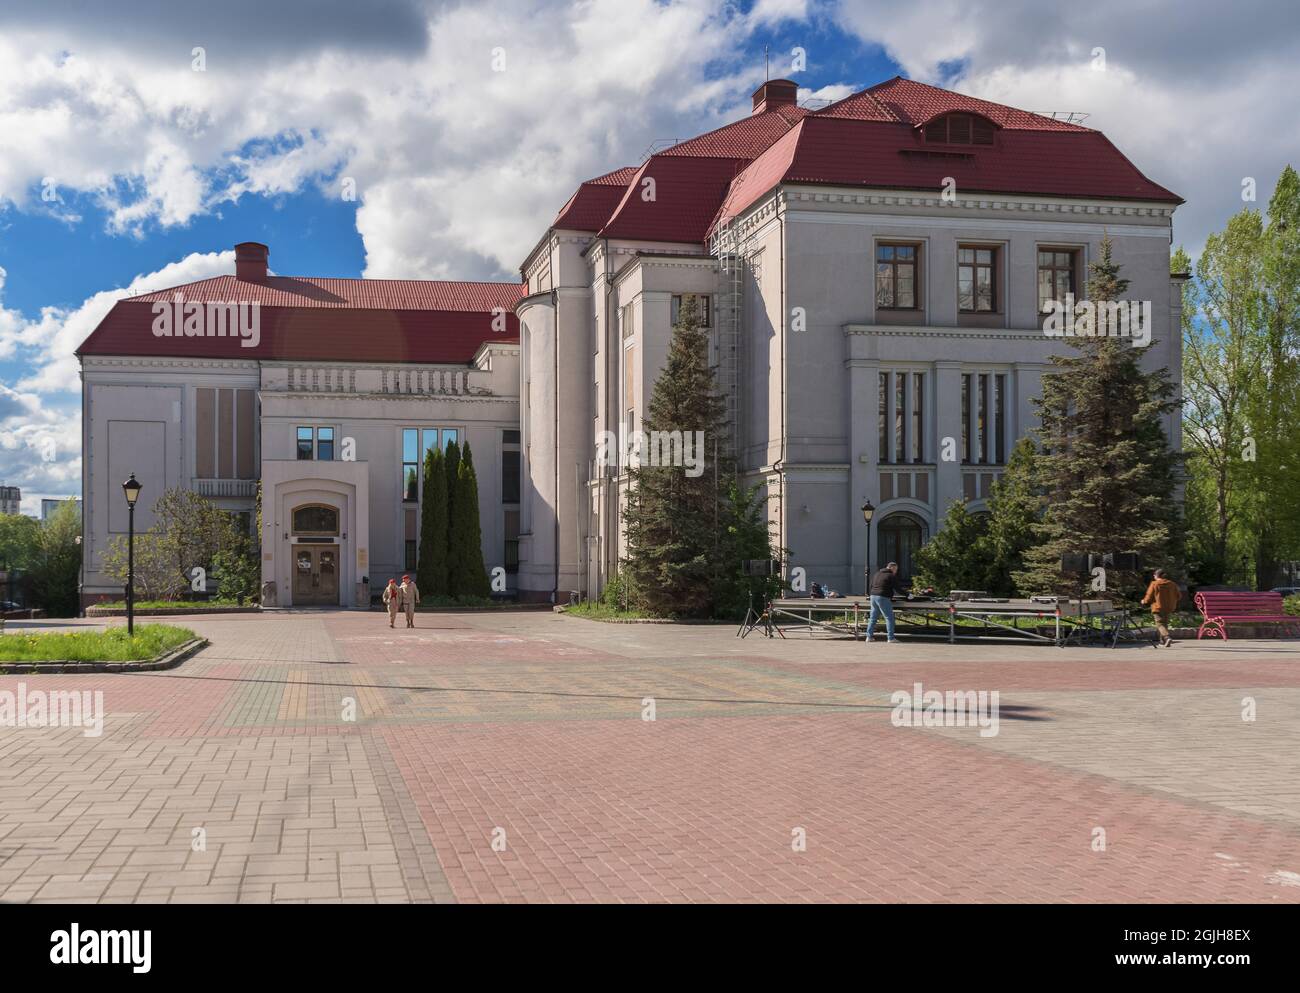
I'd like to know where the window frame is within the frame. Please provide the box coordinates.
[957,245,998,314]
[1037,247,1079,313]
[875,243,920,311]
[670,293,712,328]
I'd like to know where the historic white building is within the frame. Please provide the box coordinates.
[79,76,1184,606]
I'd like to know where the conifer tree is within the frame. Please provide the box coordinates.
[982,437,1041,596]
[1015,236,1181,597]
[623,296,759,617]
[911,499,990,595]
[448,440,492,597]
[417,446,449,597]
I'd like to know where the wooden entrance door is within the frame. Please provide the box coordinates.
[292,546,339,605]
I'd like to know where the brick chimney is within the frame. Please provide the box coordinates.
[234,241,269,282]
[752,78,798,114]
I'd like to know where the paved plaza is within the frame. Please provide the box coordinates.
[2,609,1299,903]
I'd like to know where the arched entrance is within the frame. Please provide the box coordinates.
[878,511,927,585]
[291,502,340,605]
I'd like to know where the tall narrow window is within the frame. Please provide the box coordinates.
[442,429,458,450]
[1038,249,1077,312]
[296,427,314,461]
[995,375,1007,464]
[317,427,334,462]
[878,371,889,462]
[402,429,419,502]
[423,429,440,459]
[961,374,971,464]
[875,245,918,310]
[912,372,924,463]
[978,374,989,464]
[958,247,996,313]
[895,372,906,465]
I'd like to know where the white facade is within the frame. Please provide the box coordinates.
[516,190,1182,600]
[79,343,521,607]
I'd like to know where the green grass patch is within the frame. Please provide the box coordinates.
[563,601,652,621]
[0,625,197,662]
[91,599,249,610]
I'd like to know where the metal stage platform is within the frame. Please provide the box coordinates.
[739,597,1133,647]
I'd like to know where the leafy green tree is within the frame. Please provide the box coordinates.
[1015,236,1182,598]
[417,446,450,596]
[713,480,781,619]
[24,500,82,617]
[448,440,492,598]
[0,512,40,573]
[912,499,991,595]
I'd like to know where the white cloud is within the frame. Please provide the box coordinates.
[829,0,1300,256]
[0,251,233,497]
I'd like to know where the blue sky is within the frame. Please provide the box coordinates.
[0,0,1296,514]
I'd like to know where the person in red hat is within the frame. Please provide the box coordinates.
[382,578,400,628]
[399,574,420,628]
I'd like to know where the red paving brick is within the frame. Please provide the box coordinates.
[2,609,1298,903]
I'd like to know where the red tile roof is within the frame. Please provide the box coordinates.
[710,84,1182,233]
[122,274,525,312]
[658,105,808,158]
[597,155,750,243]
[828,77,1092,131]
[78,277,525,364]
[553,167,638,232]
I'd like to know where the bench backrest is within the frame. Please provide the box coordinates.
[1195,591,1287,617]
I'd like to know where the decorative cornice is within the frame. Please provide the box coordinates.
[82,356,259,371]
[782,187,1176,218]
[844,323,1057,342]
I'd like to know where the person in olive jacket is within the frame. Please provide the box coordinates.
[865,562,901,644]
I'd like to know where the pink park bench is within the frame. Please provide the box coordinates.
[1193,590,1300,641]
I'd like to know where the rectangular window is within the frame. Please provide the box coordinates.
[504,509,520,573]
[875,244,917,310]
[442,429,458,450]
[503,429,520,445]
[670,294,711,328]
[620,303,635,340]
[296,426,314,460]
[402,428,419,502]
[961,374,971,463]
[878,371,888,463]
[995,375,1007,465]
[1038,249,1077,312]
[978,374,989,464]
[404,540,417,571]
[423,429,440,458]
[958,246,996,313]
[912,372,924,463]
[895,372,905,466]
[502,450,521,504]
[317,427,334,462]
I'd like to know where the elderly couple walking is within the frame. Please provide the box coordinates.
[382,575,421,628]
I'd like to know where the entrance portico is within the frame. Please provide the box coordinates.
[261,460,370,608]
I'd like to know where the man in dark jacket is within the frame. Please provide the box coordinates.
[865,562,901,644]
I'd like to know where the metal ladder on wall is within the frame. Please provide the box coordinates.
[711,220,746,457]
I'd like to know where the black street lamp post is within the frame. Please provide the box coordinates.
[861,500,875,595]
[122,474,143,636]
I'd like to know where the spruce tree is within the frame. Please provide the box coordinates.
[982,437,1041,596]
[417,446,450,597]
[911,499,990,595]
[623,296,739,617]
[449,440,492,598]
[1015,235,1181,597]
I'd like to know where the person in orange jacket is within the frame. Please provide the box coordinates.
[1140,568,1181,648]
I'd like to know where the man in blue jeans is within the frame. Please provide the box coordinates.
[865,561,901,644]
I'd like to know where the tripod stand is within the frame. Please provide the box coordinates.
[737,590,782,639]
